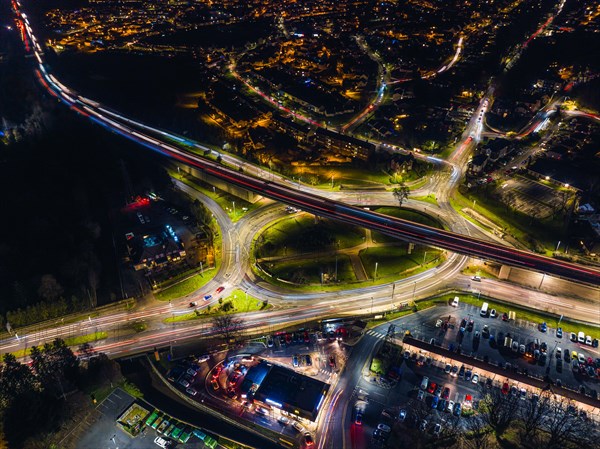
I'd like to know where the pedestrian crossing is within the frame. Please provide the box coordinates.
[365,329,388,340]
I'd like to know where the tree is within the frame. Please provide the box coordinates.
[478,385,521,435]
[392,183,410,207]
[211,315,244,345]
[191,199,213,226]
[461,415,492,449]
[37,274,63,302]
[0,354,39,408]
[518,390,550,445]
[30,338,79,396]
[544,399,592,449]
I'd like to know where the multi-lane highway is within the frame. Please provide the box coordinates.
[12,0,600,286]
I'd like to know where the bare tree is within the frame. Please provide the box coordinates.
[518,390,550,445]
[392,183,410,207]
[478,385,521,435]
[461,415,492,449]
[211,315,244,345]
[544,399,592,449]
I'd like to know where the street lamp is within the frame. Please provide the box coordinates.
[232,201,236,217]
[422,251,428,266]
[538,273,546,289]
[374,262,378,280]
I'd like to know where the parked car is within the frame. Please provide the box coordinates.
[453,403,462,416]
[377,423,391,433]
[539,322,547,332]
[444,364,452,374]
[419,419,428,431]
[556,327,563,338]
[417,390,425,401]
[186,387,197,396]
[446,400,455,413]
[431,396,439,409]
[278,416,290,426]
[570,332,577,342]
[442,387,450,399]
[427,381,437,394]
[433,423,442,436]
[490,309,497,318]
[420,377,429,390]
[472,374,479,384]
[398,409,407,421]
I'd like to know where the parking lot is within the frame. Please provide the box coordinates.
[406,301,599,395]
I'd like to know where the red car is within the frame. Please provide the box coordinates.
[285,334,292,344]
[442,387,450,400]
[427,382,437,394]
[216,286,225,294]
[501,382,509,395]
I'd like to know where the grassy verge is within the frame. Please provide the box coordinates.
[264,254,357,284]
[155,269,216,301]
[360,246,442,279]
[461,264,498,279]
[164,289,271,323]
[64,331,108,347]
[8,331,108,359]
[410,194,439,207]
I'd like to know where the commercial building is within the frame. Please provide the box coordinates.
[241,361,330,421]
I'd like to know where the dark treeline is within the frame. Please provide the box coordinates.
[0,106,171,328]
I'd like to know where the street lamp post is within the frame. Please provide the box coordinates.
[374,262,378,281]
[371,297,374,315]
[538,273,546,289]
[232,201,236,217]
[422,251,428,266]
[555,240,561,252]
[412,281,417,302]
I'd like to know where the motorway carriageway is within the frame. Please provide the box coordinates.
[13,0,600,287]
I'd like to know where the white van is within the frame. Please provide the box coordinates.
[420,376,429,390]
[578,331,585,343]
[480,302,489,317]
[451,297,460,307]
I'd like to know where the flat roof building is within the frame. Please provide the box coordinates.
[242,361,330,421]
